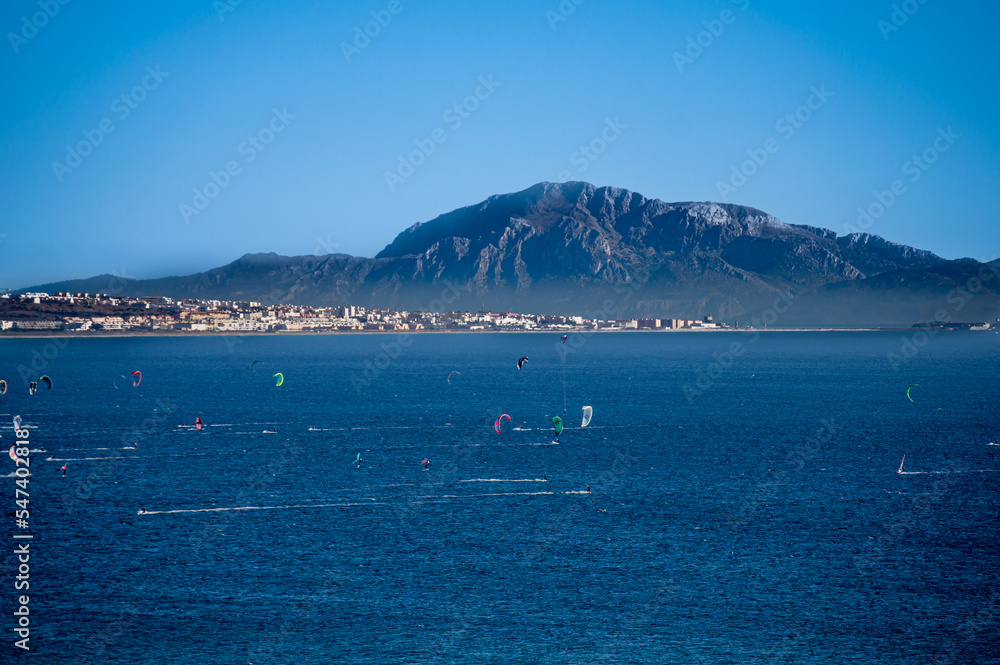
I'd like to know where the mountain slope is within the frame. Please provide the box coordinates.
[17,181,996,324]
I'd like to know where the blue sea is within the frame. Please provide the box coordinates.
[2,331,999,664]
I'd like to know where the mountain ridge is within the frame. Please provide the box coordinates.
[15,182,999,325]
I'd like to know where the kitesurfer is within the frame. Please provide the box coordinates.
[60,464,67,477]
[550,416,563,442]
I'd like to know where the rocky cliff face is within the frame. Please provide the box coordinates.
[23,182,999,324]
[365,181,952,319]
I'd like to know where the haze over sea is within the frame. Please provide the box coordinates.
[2,331,998,664]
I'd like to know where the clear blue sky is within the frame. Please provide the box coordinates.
[2,0,998,289]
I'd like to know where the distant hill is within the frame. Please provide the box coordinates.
[19,182,1000,325]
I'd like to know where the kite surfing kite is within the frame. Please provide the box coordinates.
[273,373,284,387]
[447,371,460,384]
[517,357,529,371]
[251,360,263,372]
[39,375,52,390]
[906,384,920,403]
[550,416,563,440]
[0,379,6,395]
[581,406,593,428]
[113,375,128,390]
[495,414,511,434]
[8,444,19,464]
[195,416,204,430]
[131,370,142,387]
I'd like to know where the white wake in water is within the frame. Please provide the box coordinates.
[460,478,548,483]
[138,499,379,516]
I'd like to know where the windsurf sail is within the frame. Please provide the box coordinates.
[581,406,593,428]
[195,416,204,430]
[898,455,905,474]
[273,373,284,387]
[560,335,568,343]
[550,416,563,436]
[38,375,52,390]
[131,370,142,387]
[906,384,920,403]
[421,458,430,468]
[13,415,22,429]
[517,357,529,371]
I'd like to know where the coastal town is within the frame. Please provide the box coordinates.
[0,291,730,334]
[2,291,995,335]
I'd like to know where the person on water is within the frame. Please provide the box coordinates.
[139,507,147,515]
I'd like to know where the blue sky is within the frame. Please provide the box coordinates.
[2,0,998,289]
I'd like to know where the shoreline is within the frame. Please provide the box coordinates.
[0,326,985,339]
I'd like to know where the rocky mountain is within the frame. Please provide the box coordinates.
[19,182,999,325]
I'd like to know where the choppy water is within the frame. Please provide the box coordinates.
[1,331,998,663]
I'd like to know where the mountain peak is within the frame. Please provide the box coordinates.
[18,181,980,324]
